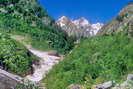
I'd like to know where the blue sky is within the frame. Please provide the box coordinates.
[39,0,132,23]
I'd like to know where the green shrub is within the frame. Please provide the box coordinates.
[15,79,40,89]
[116,16,124,22]
[0,33,35,75]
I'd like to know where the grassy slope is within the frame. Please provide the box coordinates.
[45,33,133,89]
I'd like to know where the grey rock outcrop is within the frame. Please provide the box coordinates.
[93,81,114,89]
[127,74,133,81]
[0,69,22,89]
[111,74,133,89]
[112,77,133,89]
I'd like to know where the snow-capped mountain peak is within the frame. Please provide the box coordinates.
[56,16,103,39]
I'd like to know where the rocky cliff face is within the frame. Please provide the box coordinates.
[56,16,103,39]
[97,2,133,36]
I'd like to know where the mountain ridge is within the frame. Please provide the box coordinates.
[97,2,133,36]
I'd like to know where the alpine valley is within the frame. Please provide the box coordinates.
[0,0,133,89]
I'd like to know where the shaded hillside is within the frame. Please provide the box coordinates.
[0,0,74,53]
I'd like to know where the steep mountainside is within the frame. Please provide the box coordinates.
[45,2,133,89]
[0,0,74,53]
[45,34,133,89]
[56,16,103,39]
[97,2,133,36]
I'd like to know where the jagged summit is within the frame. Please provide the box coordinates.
[57,16,71,27]
[56,16,103,39]
[59,16,69,20]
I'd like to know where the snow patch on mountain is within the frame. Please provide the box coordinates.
[91,23,104,35]
[73,17,90,27]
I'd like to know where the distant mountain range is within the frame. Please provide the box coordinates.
[56,16,103,39]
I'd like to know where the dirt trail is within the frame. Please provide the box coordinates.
[26,48,61,82]
[11,35,62,82]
